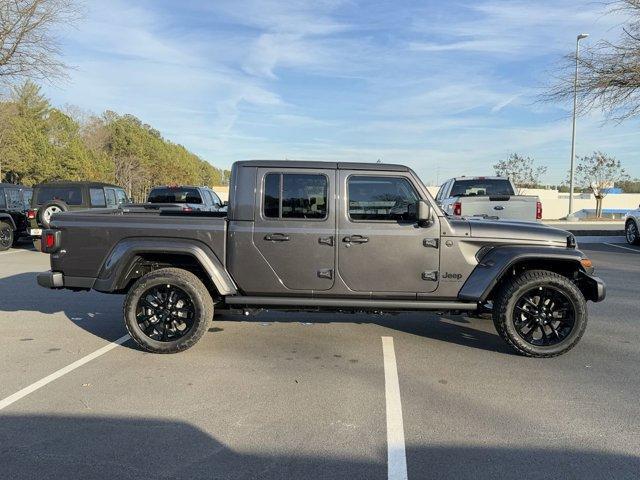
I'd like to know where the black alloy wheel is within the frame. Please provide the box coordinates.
[0,222,13,251]
[512,286,575,347]
[136,284,195,342]
[124,267,214,353]
[492,269,588,357]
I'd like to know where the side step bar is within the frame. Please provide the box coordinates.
[225,296,478,311]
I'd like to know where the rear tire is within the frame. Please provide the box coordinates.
[493,270,587,358]
[0,222,14,251]
[124,268,214,353]
[626,219,640,245]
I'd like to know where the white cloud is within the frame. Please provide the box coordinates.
[41,0,640,182]
[410,0,624,56]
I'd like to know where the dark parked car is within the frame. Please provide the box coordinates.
[0,183,33,251]
[37,161,604,357]
[28,181,129,245]
[146,185,225,212]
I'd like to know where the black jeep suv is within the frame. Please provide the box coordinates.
[28,181,129,247]
[0,183,33,251]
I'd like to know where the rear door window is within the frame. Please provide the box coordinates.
[22,190,33,208]
[5,188,22,209]
[262,173,328,220]
[89,188,107,207]
[202,190,214,206]
[148,187,202,204]
[263,174,280,218]
[348,176,419,222]
[35,186,83,205]
[0,188,5,208]
[105,188,117,207]
[209,190,222,207]
[115,189,128,205]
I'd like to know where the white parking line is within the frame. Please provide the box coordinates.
[0,334,130,411]
[0,249,28,256]
[604,243,640,254]
[382,336,408,480]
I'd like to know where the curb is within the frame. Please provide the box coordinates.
[575,235,626,244]
[566,229,624,237]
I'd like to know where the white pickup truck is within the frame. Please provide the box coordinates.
[436,176,542,222]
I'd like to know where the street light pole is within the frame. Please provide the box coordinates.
[568,33,589,217]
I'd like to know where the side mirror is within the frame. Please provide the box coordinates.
[222,201,229,207]
[417,200,432,226]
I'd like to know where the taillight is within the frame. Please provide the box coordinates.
[27,209,36,219]
[41,230,60,253]
[182,206,192,212]
[44,232,55,250]
[453,202,462,216]
[536,201,542,220]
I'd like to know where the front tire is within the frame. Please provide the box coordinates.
[124,268,214,353]
[0,222,14,251]
[493,270,587,358]
[626,219,640,245]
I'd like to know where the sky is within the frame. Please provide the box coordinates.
[43,0,639,185]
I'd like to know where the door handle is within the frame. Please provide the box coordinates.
[343,235,369,244]
[265,233,290,242]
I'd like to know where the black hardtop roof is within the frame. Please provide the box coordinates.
[0,183,31,189]
[150,185,210,189]
[234,160,409,172]
[33,181,122,189]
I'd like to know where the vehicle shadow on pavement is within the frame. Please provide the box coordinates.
[219,310,516,356]
[0,414,637,480]
[0,272,130,346]
[0,271,512,355]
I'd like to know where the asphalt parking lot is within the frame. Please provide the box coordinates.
[1,242,639,479]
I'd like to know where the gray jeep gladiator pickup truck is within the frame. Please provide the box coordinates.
[37,161,605,357]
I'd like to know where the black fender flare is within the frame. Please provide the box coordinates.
[458,245,589,303]
[93,237,237,295]
[0,213,17,230]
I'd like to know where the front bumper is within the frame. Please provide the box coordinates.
[581,273,606,302]
[37,271,94,290]
[592,275,606,302]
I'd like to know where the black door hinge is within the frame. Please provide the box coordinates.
[421,270,439,281]
[423,238,439,248]
[318,236,334,246]
[318,269,333,279]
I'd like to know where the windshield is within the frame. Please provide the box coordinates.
[147,187,202,204]
[450,179,515,197]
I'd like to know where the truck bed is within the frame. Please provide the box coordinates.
[48,209,227,279]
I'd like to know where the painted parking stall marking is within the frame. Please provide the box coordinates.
[604,243,640,254]
[0,334,130,411]
[382,336,408,480]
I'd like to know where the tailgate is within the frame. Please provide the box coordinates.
[460,196,538,221]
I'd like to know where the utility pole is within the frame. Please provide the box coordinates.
[568,33,589,217]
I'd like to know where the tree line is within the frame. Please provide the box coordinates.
[0,82,230,201]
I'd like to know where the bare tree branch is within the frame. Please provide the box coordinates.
[494,153,547,193]
[542,0,640,122]
[0,0,81,84]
